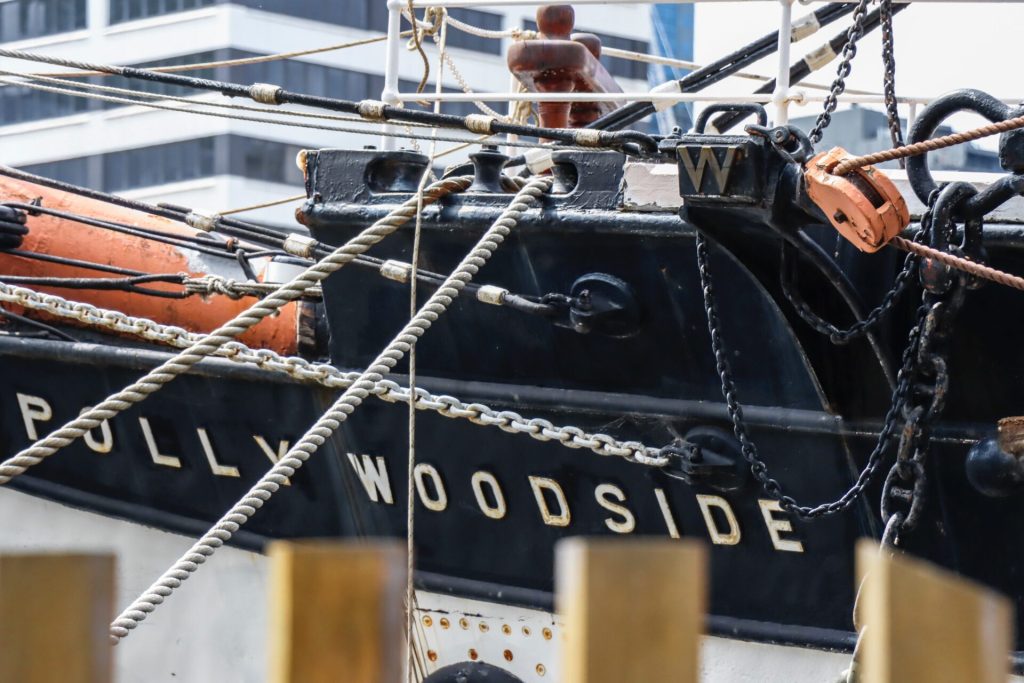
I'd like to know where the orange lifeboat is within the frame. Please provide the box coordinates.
[0,174,303,355]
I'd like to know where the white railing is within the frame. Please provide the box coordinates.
[381,0,1022,149]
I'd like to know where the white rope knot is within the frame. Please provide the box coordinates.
[357,99,389,121]
[248,82,282,105]
[185,275,245,300]
[380,259,413,283]
[282,233,318,258]
[184,210,220,232]
[464,114,496,135]
[572,129,604,147]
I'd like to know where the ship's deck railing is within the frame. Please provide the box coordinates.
[379,0,1022,150]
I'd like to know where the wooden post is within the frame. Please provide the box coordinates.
[857,539,1013,683]
[267,540,407,683]
[0,553,115,683]
[556,538,706,683]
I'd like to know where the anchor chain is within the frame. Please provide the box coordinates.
[693,191,972,520]
[808,0,873,144]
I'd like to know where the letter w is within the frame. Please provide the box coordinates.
[346,453,394,504]
[680,147,736,194]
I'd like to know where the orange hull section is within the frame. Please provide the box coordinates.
[0,176,300,355]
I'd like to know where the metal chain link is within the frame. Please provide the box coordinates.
[0,282,667,467]
[779,195,938,345]
[878,0,905,156]
[696,230,934,520]
[808,0,874,144]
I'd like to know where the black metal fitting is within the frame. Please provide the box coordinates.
[661,426,749,492]
[906,89,1024,205]
[466,145,510,194]
[0,204,29,250]
[966,438,1024,498]
[919,182,983,294]
[695,104,767,134]
[560,273,641,338]
[745,124,815,165]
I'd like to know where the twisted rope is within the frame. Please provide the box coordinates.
[832,113,1024,175]
[108,176,552,642]
[0,281,666,464]
[891,235,1024,291]
[0,176,471,486]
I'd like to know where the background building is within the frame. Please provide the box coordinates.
[790,105,1001,172]
[0,0,671,226]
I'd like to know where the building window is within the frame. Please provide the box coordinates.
[109,0,217,25]
[0,0,87,42]
[522,20,649,81]
[0,78,91,125]
[21,135,313,192]
[444,9,502,55]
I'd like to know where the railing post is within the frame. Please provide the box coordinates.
[0,553,115,683]
[556,538,706,683]
[381,0,405,151]
[772,0,795,125]
[857,540,1013,683]
[267,540,407,683]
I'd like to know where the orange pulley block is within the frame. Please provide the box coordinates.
[804,147,910,253]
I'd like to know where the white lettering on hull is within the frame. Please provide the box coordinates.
[696,494,742,546]
[16,393,52,441]
[414,464,448,512]
[253,436,291,485]
[758,499,805,553]
[197,428,240,478]
[347,453,394,504]
[529,476,571,528]
[79,407,113,454]
[594,483,635,534]
[653,488,681,539]
[139,417,182,469]
[471,471,507,519]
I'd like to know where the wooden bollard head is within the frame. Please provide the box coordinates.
[537,5,575,39]
[507,4,624,132]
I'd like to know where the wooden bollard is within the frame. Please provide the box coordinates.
[0,553,115,683]
[556,538,706,683]
[857,540,1013,683]
[267,540,407,683]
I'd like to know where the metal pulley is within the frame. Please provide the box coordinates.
[804,146,910,253]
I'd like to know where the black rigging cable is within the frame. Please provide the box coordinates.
[586,2,857,132]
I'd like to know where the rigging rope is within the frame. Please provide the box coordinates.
[107,175,552,643]
[0,47,658,154]
[891,235,1024,292]
[26,33,407,80]
[832,113,1024,175]
[0,176,471,486]
[0,72,567,151]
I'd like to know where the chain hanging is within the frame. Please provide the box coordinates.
[809,0,874,144]
[878,0,905,159]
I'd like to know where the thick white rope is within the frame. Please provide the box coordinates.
[107,176,553,642]
[0,282,667,466]
[0,177,471,486]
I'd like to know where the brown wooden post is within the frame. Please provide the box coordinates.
[268,540,407,683]
[556,538,706,683]
[0,553,115,683]
[857,539,1013,683]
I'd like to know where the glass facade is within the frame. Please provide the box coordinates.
[105,0,503,55]
[2,48,493,126]
[0,0,87,42]
[21,134,311,192]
